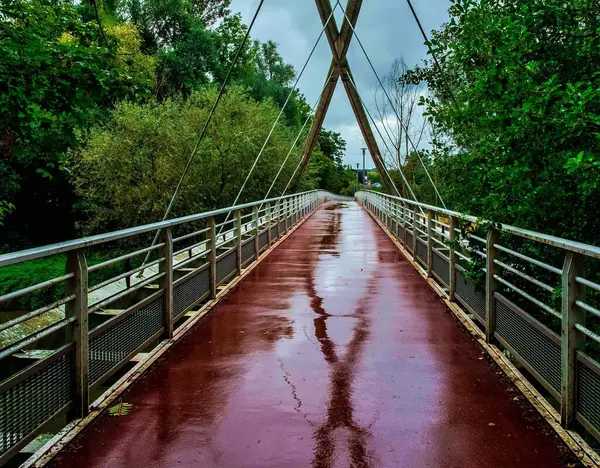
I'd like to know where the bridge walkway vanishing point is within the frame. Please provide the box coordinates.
[47,201,575,467]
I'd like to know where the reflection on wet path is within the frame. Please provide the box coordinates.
[306,205,376,467]
[51,202,571,468]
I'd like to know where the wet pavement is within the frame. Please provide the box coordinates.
[51,202,571,468]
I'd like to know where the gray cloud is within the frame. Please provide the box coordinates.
[230,0,450,168]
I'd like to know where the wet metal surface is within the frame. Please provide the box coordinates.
[51,202,570,467]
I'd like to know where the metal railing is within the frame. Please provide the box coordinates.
[357,190,600,443]
[0,190,328,465]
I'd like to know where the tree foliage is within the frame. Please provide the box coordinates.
[411,0,600,243]
[72,87,304,233]
[0,0,342,250]
[0,0,153,246]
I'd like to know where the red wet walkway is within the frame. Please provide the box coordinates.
[51,202,571,467]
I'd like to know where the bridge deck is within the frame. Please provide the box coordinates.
[50,201,571,467]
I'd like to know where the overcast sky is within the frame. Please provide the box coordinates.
[229,0,450,168]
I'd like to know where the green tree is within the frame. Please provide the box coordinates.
[71,86,303,233]
[0,0,153,248]
[411,0,600,243]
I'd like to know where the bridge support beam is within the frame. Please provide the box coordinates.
[290,0,395,194]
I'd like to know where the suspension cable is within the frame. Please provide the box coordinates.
[258,69,337,211]
[344,71,424,214]
[336,1,447,208]
[140,0,265,268]
[405,0,458,106]
[216,5,337,235]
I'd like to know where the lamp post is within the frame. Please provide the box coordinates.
[361,147,367,188]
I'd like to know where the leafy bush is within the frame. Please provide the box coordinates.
[71,86,305,233]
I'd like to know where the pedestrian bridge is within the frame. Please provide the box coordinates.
[2,191,600,467]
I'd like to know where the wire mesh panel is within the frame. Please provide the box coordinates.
[455,267,486,322]
[495,294,561,395]
[406,232,414,253]
[432,250,450,286]
[416,238,427,264]
[241,238,255,266]
[216,249,237,285]
[0,348,73,462]
[259,231,269,252]
[270,226,277,240]
[90,295,164,386]
[279,221,285,234]
[577,355,600,438]
[398,225,405,241]
[173,266,210,318]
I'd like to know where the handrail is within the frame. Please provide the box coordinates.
[357,189,600,446]
[360,190,600,260]
[0,190,319,268]
[0,190,329,466]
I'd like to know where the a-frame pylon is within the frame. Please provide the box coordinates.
[290,0,396,194]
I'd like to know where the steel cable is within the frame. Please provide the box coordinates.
[336,1,447,208]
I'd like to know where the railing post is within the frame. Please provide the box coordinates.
[284,199,289,232]
[485,228,499,343]
[302,194,306,217]
[426,211,433,277]
[275,202,281,239]
[394,200,400,239]
[561,252,586,428]
[384,199,389,227]
[402,202,407,246]
[448,217,457,301]
[66,249,89,418]
[159,228,173,338]
[208,217,217,299]
[235,210,242,275]
[266,202,272,245]
[412,207,418,256]
[253,205,260,260]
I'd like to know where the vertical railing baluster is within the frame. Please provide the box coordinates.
[235,210,242,275]
[448,217,457,301]
[276,202,281,239]
[159,228,173,338]
[426,211,433,277]
[266,202,272,245]
[394,198,399,237]
[208,217,217,299]
[253,205,260,260]
[284,199,289,232]
[485,228,499,343]
[402,202,407,246]
[561,252,586,427]
[412,207,418,256]
[66,249,89,418]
